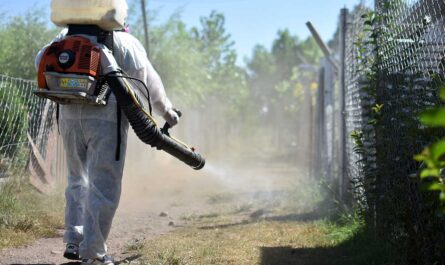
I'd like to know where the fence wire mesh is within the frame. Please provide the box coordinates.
[314,0,445,263]
[343,1,378,213]
[373,1,445,262]
[378,0,445,75]
[0,74,64,191]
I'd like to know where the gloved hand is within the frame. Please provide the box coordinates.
[163,108,180,127]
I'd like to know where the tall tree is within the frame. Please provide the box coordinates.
[246,29,323,151]
[0,9,57,80]
[192,11,235,70]
[272,29,302,79]
[191,11,248,113]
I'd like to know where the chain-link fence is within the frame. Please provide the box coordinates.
[314,0,445,263]
[343,0,379,219]
[0,74,65,192]
[374,1,445,262]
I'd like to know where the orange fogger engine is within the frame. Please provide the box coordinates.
[35,36,110,105]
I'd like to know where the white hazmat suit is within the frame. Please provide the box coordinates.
[35,29,177,259]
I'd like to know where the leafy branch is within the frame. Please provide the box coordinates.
[415,86,445,213]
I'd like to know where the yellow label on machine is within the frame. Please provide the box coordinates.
[59,78,88,89]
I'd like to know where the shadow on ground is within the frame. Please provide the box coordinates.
[116,254,142,265]
[260,230,397,265]
[198,211,322,230]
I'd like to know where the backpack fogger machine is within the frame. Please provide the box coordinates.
[35,28,205,170]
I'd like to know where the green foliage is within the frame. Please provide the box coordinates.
[350,130,364,155]
[0,3,324,157]
[349,8,383,217]
[315,213,364,246]
[192,11,235,70]
[247,30,322,109]
[130,10,248,120]
[0,9,58,80]
[300,37,324,65]
[368,103,384,125]
[0,178,64,248]
[271,29,301,80]
[313,216,397,265]
[246,29,322,153]
[0,9,56,175]
[355,9,382,87]
[148,15,210,104]
[190,11,248,114]
[349,2,445,263]
[415,86,445,213]
[126,5,324,154]
[420,108,445,127]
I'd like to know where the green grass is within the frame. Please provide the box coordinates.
[139,211,397,265]
[0,177,64,249]
[137,165,398,265]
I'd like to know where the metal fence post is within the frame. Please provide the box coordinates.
[339,8,349,201]
[315,66,325,179]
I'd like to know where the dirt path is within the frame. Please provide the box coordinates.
[0,150,216,264]
[0,166,206,265]
[0,210,176,265]
[0,138,299,265]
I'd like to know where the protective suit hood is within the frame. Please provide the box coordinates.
[51,0,128,31]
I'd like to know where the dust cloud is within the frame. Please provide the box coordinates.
[119,101,323,221]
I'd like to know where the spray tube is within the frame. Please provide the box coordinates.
[100,45,206,170]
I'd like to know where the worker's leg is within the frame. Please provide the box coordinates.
[79,114,129,259]
[60,116,88,246]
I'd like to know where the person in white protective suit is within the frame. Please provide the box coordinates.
[35,2,179,264]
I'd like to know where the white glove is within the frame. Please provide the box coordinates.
[163,108,179,127]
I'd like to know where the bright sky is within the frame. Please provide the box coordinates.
[0,0,359,64]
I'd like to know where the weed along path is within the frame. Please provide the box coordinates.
[0,152,372,265]
[0,153,217,264]
[0,210,176,265]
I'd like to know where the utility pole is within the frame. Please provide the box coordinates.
[140,0,150,57]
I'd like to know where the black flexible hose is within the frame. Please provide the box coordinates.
[106,74,205,170]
